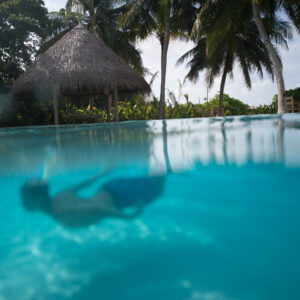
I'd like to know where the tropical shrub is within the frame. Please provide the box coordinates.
[202,94,250,116]
[248,104,276,115]
[1,93,280,127]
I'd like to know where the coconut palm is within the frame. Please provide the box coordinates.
[178,3,289,116]
[192,0,300,114]
[65,0,145,73]
[251,0,299,113]
[122,0,198,119]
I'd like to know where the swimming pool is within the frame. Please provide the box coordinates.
[1,114,300,300]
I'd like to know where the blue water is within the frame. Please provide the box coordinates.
[1,115,300,300]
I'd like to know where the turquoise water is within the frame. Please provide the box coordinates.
[0,114,300,300]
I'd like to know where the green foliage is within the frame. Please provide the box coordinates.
[248,104,276,115]
[285,87,300,99]
[179,0,282,90]
[61,103,108,124]
[207,94,250,116]
[122,0,197,44]
[178,0,291,115]
[15,100,52,126]
[0,98,53,127]
[167,102,204,119]
[188,0,298,115]
[273,86,300,103]
[1,92,279,127]
[0,0,48,88]
[192,0,298,58]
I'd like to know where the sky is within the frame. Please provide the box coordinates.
[44,0,300,106]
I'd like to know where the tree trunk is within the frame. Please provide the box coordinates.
[114,86,119,122]
[159,0,171,120]
[252,1,287,114]
[218,70,227,117]
[107,92,112,122]
[218,54,230,117]
[89,98,94,112]
[53,86,59,125]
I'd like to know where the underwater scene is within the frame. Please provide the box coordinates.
[0,114,300,300]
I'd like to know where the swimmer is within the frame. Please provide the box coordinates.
[21,171,165,228]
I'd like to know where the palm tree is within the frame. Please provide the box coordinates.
[251,0,299,113]
[66,0,145,73]
[178,3,286,116]
[122,0,198,119]
[192,0,300,114]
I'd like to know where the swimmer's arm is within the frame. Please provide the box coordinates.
[67,169,114,193]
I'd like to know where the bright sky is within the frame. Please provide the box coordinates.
[44,0,300,106]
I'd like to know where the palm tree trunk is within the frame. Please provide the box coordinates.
[218,53,230,117]
[218,69,227,117]
[252,1,287,114]
[159,0,171,119]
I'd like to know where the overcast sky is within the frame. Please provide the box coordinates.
[44,0,300,106]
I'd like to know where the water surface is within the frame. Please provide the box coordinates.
[0,114,300,300]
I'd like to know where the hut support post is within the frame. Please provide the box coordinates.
[107,91,112,122]
[89,98,94,112]
[114,86,119,122]
[53,86,59,125]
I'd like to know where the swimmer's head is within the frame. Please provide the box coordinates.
[21,180,50,211]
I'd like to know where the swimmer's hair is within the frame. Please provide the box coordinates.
[21,181,50,211]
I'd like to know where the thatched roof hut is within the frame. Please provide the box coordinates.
[12,24,151,124]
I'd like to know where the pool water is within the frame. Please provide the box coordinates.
[0,114,300,300]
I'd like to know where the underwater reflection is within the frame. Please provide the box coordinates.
[21,171,165,228]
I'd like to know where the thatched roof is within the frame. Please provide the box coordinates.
[12,24,151,97]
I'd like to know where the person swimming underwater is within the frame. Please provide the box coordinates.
[21,171,165,228]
